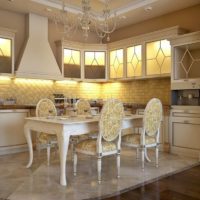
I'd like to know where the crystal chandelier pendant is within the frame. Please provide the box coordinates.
[52,0,120,41]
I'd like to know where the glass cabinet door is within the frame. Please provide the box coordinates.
[109,49,123,78]
[174,42,200,80]
[63,48,81,78]
[84,51,106,79]
[146,39,171,76]
[0,37,12,74]
[127,45,142,77]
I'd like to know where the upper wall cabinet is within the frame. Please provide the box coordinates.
[127,45,142,78]
[146,39,171,76]
[170,31,200,89]
[107,26,186,80]
[0,27,15,75]
[63,48,81,79]
[109,48,124,79]
[84,51,106,80]
[56,40,107,82]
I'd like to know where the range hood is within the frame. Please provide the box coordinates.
[16,13,62,80]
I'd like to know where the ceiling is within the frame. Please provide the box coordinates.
[0,0,200,29]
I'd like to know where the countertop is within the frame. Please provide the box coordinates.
[0,104,36,110]
[0,103,171,110]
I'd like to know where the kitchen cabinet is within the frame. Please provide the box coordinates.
[109,48,124,79]
[56,40,107,82]
[0,109,29,155]
[108,26,185,80]
[126,44,142,78]
[170,106,200,158]
[171,31,200,89]
[84,51,106,80]
[0,27,15,76]
[145,39,171,76]
[63,48,81,79]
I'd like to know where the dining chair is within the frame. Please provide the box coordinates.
[36,98,58,165]
[73,99,124,183]
[76,99,91,115]
[76,99,98,138]
[122,98,163,170]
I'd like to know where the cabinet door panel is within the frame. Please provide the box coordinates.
[0,111,28,146]
[172,121,200,149]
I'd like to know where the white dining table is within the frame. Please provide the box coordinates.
[24,114,143,186]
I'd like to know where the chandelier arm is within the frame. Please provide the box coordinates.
[51,0,119,40]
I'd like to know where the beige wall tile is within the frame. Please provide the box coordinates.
[0,78,170,105]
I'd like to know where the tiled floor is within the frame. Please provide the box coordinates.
[0,148,199,200]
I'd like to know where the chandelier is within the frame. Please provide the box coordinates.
[53,0,119,42]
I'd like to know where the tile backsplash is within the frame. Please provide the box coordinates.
[0,77,170,105]
[102,78,170,105]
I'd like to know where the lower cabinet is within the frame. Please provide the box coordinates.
[170,107,200,158]
[0,109,29,155]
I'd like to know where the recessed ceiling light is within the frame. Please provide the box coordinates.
[144,6,152,12]
[8,0,14,2]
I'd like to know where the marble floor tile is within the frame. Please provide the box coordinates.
[0,148,199,200]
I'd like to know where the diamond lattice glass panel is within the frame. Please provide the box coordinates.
[146,39,171,75]
[63,48,81,78]
[174,42,200,79]
[109,49,123,78]
[127,45,142,77]
[0,37,12,73]
[84,51,106,79]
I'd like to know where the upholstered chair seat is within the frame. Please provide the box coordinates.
[122,134,156,146]
[76,139,117,155]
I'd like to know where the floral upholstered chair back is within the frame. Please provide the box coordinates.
[76,99,91,115]
[99,99,124,143]
[143,98,162,138]
[36,98,57,117]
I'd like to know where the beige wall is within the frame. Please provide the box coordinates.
[0,78,170,105]
[109,4,200,42]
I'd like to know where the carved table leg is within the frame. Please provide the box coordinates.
[24,123,33,168]
[57,128,70,186]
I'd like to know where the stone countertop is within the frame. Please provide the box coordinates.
[0,104,36,110]
[0,103,171,111]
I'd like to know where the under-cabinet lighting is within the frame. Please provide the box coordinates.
[14,78,53,85]
[56,80,78,84]
[0,76,11,81]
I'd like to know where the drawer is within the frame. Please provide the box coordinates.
[171,110,200,118]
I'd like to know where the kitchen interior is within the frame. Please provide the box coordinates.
[0,0,200,200]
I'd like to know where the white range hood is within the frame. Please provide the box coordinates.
[16,13,62,80]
